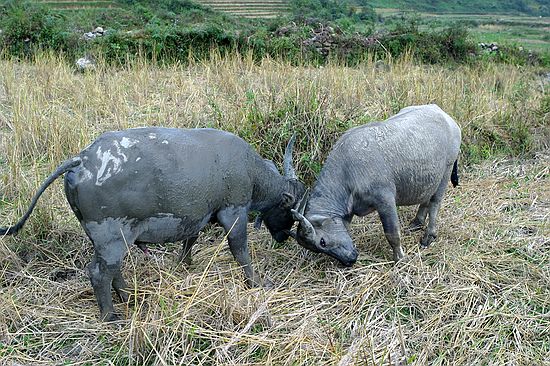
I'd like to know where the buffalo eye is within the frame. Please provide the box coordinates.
[320,238,326,248]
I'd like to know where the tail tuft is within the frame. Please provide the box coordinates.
[451,159,459,187]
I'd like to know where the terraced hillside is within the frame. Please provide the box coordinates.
[37,0,287,18]
[36,0,119,11]
[196,0,289,18]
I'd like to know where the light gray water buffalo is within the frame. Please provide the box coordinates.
[290,104,461,265]
[1,128,305,321]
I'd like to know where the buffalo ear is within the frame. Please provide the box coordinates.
[280,192,296,209]
[308,214,330,226]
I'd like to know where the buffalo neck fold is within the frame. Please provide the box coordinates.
[250,157,287,213]
[306,159,351,220]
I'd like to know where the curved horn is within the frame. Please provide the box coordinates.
[283,229,297,239]
[283,133,297,179]
[291,209,316,241]
[296,188,309,214]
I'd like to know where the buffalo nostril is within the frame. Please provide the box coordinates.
[351,250,359,260]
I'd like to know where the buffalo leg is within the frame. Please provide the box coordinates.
[377,198,405,263]
[408,201,429,232]
[112,269,129,303]
[87,256,119,321]
[216,206,260,287]
[420,174,450,248]
[87,239,128,321]
[178,236,198,265]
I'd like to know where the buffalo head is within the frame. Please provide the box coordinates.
[290,194,358,266]
[260,134,306,243]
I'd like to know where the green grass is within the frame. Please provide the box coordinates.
[37,0,120,10]
[470,22,550,51]
[369,0,549,16]
[376,10,550,52]
[11,0,545,65]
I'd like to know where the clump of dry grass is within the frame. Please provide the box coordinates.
[0,53,549,365]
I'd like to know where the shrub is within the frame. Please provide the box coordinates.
[95,23,236,64]
[375,20,476,64]
[289,0,376,25]
[0,1,78,58]
[0,0,546,68]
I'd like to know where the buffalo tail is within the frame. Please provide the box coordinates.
[451,159,459,187]
[0,157,81,236]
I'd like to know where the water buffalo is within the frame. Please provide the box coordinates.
[290,104,461,265]
[1,128,305,320]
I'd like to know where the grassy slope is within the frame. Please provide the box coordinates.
[376,8,550,52]
[30,0,252,32]
[38,0,289,18]
[25,0,550,55]
[370,0,548,15]
[0,53,549,364]
[468,18,550,51]
[37,0,119,7]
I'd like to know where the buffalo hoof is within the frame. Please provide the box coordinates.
[263,278,275,290]
[245,274,264,288]
[115,289,129,303]
[101,311,122,322]
[407,219,425,232]
[420,233,437,248]
[393,248,405,263]
[178,255,192,266]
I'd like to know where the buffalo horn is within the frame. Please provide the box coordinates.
[283,133,297,179]
[284,230,297,239]
[296,188,309,214]
[290,209,316,241]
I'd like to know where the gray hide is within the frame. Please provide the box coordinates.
[1,128,305,321]
[292,104,461,265]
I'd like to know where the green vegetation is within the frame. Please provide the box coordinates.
[369,0,550,16]
[377,10,550,53]
[289,0,375,24]
[38,0,120,9]
[0,0,548,66]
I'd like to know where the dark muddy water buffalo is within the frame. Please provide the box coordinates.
[291,104,461,265]
[1,128,305,321]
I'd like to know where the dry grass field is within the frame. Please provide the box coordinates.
[0,53,549,365]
